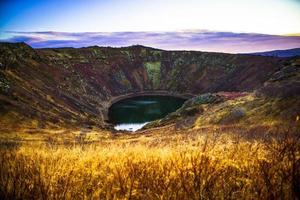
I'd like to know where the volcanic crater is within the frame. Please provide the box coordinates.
[0,42,299,132]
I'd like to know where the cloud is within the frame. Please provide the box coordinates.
[1,30,300,53]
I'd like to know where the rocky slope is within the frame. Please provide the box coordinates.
[0,42,296,131]
[145,58,300,130]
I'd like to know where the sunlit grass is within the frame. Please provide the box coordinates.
[0,126,299,199]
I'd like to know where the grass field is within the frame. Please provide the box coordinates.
[0,125,299,200]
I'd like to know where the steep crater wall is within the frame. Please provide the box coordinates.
[0,42,288,129]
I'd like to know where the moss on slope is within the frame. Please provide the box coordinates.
[144,61,161,89]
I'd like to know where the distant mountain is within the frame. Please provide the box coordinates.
[249,48,300,57]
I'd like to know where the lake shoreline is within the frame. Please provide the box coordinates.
[103,91,196,123]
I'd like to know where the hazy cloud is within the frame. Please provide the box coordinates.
[1,31,300,53]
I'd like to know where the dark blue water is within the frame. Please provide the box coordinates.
[108,96,186,131]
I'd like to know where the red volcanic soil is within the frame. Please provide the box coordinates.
[0,42,297,130]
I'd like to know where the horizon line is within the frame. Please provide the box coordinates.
[2,41,300,55]
[1,30,300,54]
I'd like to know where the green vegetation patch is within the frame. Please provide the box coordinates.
[114,70,132,90]
[144,61,161,89]
[187,93,224,106]
[0,73,9,94]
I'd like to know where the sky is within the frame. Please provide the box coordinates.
[0,0,300,53]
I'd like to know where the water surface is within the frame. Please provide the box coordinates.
[109,96,186,131]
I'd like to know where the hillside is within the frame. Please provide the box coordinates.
[1,42,300,199]
[249,47,300,57]
[0,42,293,131]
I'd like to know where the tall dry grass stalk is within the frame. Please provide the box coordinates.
[0,130,299,200]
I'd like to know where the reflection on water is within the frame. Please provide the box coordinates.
[109,96,186,132]
[114,122,149,132]
[134,100,157,105]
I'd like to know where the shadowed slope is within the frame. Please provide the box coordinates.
[0,42,290,130]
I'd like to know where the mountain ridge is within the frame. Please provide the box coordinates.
[248,47,300,57]
[0,42,296,130]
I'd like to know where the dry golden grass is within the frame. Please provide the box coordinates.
[0,126,299,200]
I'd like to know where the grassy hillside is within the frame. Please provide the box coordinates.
[0,42,287,129]
[0,43,299,199]
[1,124,299,199]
